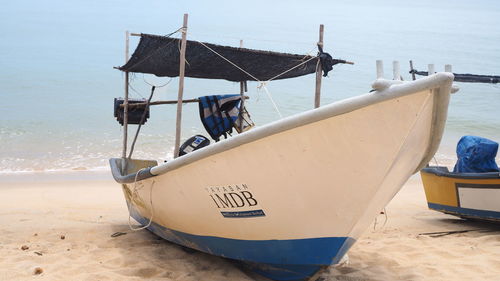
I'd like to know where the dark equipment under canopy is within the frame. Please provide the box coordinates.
[118,33,347,82]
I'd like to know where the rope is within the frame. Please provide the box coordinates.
[265,55,317,82]
[127,168,155,231]
[128,80,145,98]
[142,75,173,88]
[432,156,438,166]
[195,40,320,119]
[195,40,261,82]
[195,39,318,83]
[373,208,388,231]
[258,83,283,118]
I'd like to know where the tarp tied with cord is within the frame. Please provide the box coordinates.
[119,33,345,82]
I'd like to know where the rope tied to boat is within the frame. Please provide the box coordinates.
[127,168,156,231]
[257,82,283,118]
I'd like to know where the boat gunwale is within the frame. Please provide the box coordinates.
[422,166,500,179]
[111,72,454,184]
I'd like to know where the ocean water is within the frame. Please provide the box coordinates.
[1,0,499,173]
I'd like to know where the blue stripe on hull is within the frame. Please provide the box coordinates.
[428,202,500,221]
[129,207,355,281]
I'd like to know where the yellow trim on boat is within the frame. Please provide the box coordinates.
[420,171,458,207]
[421,171,500,207]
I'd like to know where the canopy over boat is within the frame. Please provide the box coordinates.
[118,33,347,82]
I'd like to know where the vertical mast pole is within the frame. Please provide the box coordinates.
[173,14,188,158]
[314,24,324,109]
[122,30,130,160]
[376,60,384,79]
[239,39,245,131]
[428,64,435,76]
[239,39,245,95]
[392,61,401,80]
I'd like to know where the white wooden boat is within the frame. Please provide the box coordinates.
[109,15,456,280]
[110,42,454,279]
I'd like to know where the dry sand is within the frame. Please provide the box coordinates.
[1,174,499,281]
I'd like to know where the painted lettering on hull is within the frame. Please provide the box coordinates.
[206,184,265,218]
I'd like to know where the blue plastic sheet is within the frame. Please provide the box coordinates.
[453,135,499,173]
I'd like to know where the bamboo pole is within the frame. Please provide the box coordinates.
[173,14,188,159]
[122,30,130,160]
[239,39,245,96]
[121,96,249,109]
[239,39,245,131]
[314,24,324,109]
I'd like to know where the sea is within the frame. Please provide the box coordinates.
[1,0,499,175]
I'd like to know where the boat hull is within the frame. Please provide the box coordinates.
[129,206,354,280]
[421,166,500,222]
[112,73,454,280]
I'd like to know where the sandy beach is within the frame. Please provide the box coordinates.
[0,173,499,281]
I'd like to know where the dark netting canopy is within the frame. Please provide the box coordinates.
[119,33,345,82]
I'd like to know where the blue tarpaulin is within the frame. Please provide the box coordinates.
[198,95,242,141]
[453,135,499,173]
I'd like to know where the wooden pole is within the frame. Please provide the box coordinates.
[239,39,245,131]
[445,64,452,73]
[239,39,246,95]
[314,24,324,109]
[121,96,249,108]
[409,60,416,80]
[173,14,188,159]
[122,30,130,160]
[376,60,384,79]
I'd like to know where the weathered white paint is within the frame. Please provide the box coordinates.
[124,73,454,242]
[174,14,189,158]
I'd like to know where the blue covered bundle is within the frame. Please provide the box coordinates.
[453,135,499,173]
